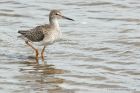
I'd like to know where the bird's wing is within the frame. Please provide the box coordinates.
[18,24,49,42]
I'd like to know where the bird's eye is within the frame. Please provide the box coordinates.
[56,13,59,15]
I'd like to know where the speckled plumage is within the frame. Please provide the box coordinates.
[18,25,45,42]
[18,23,61,45]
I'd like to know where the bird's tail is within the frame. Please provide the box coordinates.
[18,30,27,35]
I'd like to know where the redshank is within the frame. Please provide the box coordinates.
[18,10,74,64]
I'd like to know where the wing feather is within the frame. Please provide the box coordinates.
[18,25,49,42]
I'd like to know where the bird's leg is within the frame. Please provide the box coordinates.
[25,41,39,64]
[41,46,46,64]
[35,49,39,64]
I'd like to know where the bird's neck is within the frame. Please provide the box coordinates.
[49,18,60,30]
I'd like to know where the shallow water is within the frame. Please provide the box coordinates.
[0,0,140,93]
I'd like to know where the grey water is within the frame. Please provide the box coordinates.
[0,0,140,93]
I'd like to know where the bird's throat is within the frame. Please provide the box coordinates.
[50,18,60,30]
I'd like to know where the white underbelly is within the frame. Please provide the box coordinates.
[42,30,62,45]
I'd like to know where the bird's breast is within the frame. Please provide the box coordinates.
[43,30,62,45]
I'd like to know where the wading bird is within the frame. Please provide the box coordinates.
[18,10,74,64]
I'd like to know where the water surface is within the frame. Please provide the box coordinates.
[0,0,140,93]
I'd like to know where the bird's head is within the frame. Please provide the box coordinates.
[49,10,74,21]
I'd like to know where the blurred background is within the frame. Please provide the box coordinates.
[0,0,140,93]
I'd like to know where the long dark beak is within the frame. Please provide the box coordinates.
[59,14,74,21]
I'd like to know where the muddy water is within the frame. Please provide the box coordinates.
[0,0,140,93]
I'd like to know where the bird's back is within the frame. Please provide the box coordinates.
[18,24,51,42]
